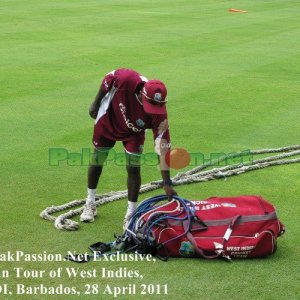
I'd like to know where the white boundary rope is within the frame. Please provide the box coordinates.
[40,145,300,231]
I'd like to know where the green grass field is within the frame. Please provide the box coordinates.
[1,0,300,299]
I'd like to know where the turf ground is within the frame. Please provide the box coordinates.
[1,0,300,299]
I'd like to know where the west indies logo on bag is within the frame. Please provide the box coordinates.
[179,241,195,257]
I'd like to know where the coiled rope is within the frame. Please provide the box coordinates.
[40,145,300,231]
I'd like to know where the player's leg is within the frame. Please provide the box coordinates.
[81,137,115,222]
[123,136,144,229]
[127,161,141,201]
[87,147,110,198]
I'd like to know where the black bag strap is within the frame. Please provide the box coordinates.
[183,215,242,260]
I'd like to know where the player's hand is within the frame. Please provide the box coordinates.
[163,185,178,201]
[89,102,99,119]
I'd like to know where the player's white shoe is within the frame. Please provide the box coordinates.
[80,202,97,222]
[123,212,134,230]
[123,217,129,230]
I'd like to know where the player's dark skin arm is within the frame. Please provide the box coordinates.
[161,169,172,183]
[89,86,106,119]
[160,159,178,201]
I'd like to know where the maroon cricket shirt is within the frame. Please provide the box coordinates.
[93,68,170,154]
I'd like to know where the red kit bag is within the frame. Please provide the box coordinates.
[131,195,285,260]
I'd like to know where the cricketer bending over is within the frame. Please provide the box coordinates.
[81,68,177,228]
